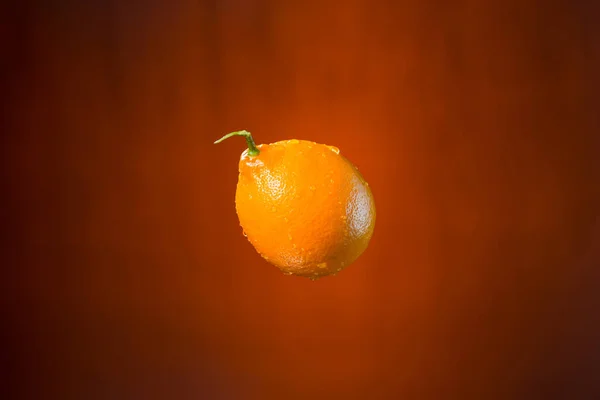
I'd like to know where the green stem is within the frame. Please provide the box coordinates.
[213,130,260,156]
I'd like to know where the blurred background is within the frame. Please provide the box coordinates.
[2,0,600,398]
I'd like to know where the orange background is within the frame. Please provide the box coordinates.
[3,0,600,398]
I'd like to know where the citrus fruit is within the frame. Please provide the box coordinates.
[215,130,376,279]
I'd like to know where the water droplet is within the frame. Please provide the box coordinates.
[317,262,327,269]
[292,243,297,249]
[309,185,316,191]
[248,194,252,199]
[328,146,340,154]
[330,178,334,184]
[283,271,293,276]
[271,206,277,212]
[289,139,300,144]
[341,215,347,221]
[283,217,288,222]
[287,233,293,241]
[307,143,314,149]
[310,276,319,281]
[341,261,346,267]
[242,230,248,237]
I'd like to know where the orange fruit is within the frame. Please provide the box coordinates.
[215,130,376,279]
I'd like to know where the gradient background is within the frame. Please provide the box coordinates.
[3,0,600,399]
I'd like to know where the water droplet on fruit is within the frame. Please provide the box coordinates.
[310,276,319,281]
[330,178,334,184]
[309,185,316,191]
[248,194,252,199]
[317,262,327,269]
[328,146,340,154]
[289,139,299,144]
[283,271,293,276]
[271,206,277,212]
[292,243,297,249]
[242,230,247,237]
[287,233,293,241]
[283,217,288,222]
[341,261,346,267]
[341,215,347,221]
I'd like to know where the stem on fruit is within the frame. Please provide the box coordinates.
[214,130,260,157]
